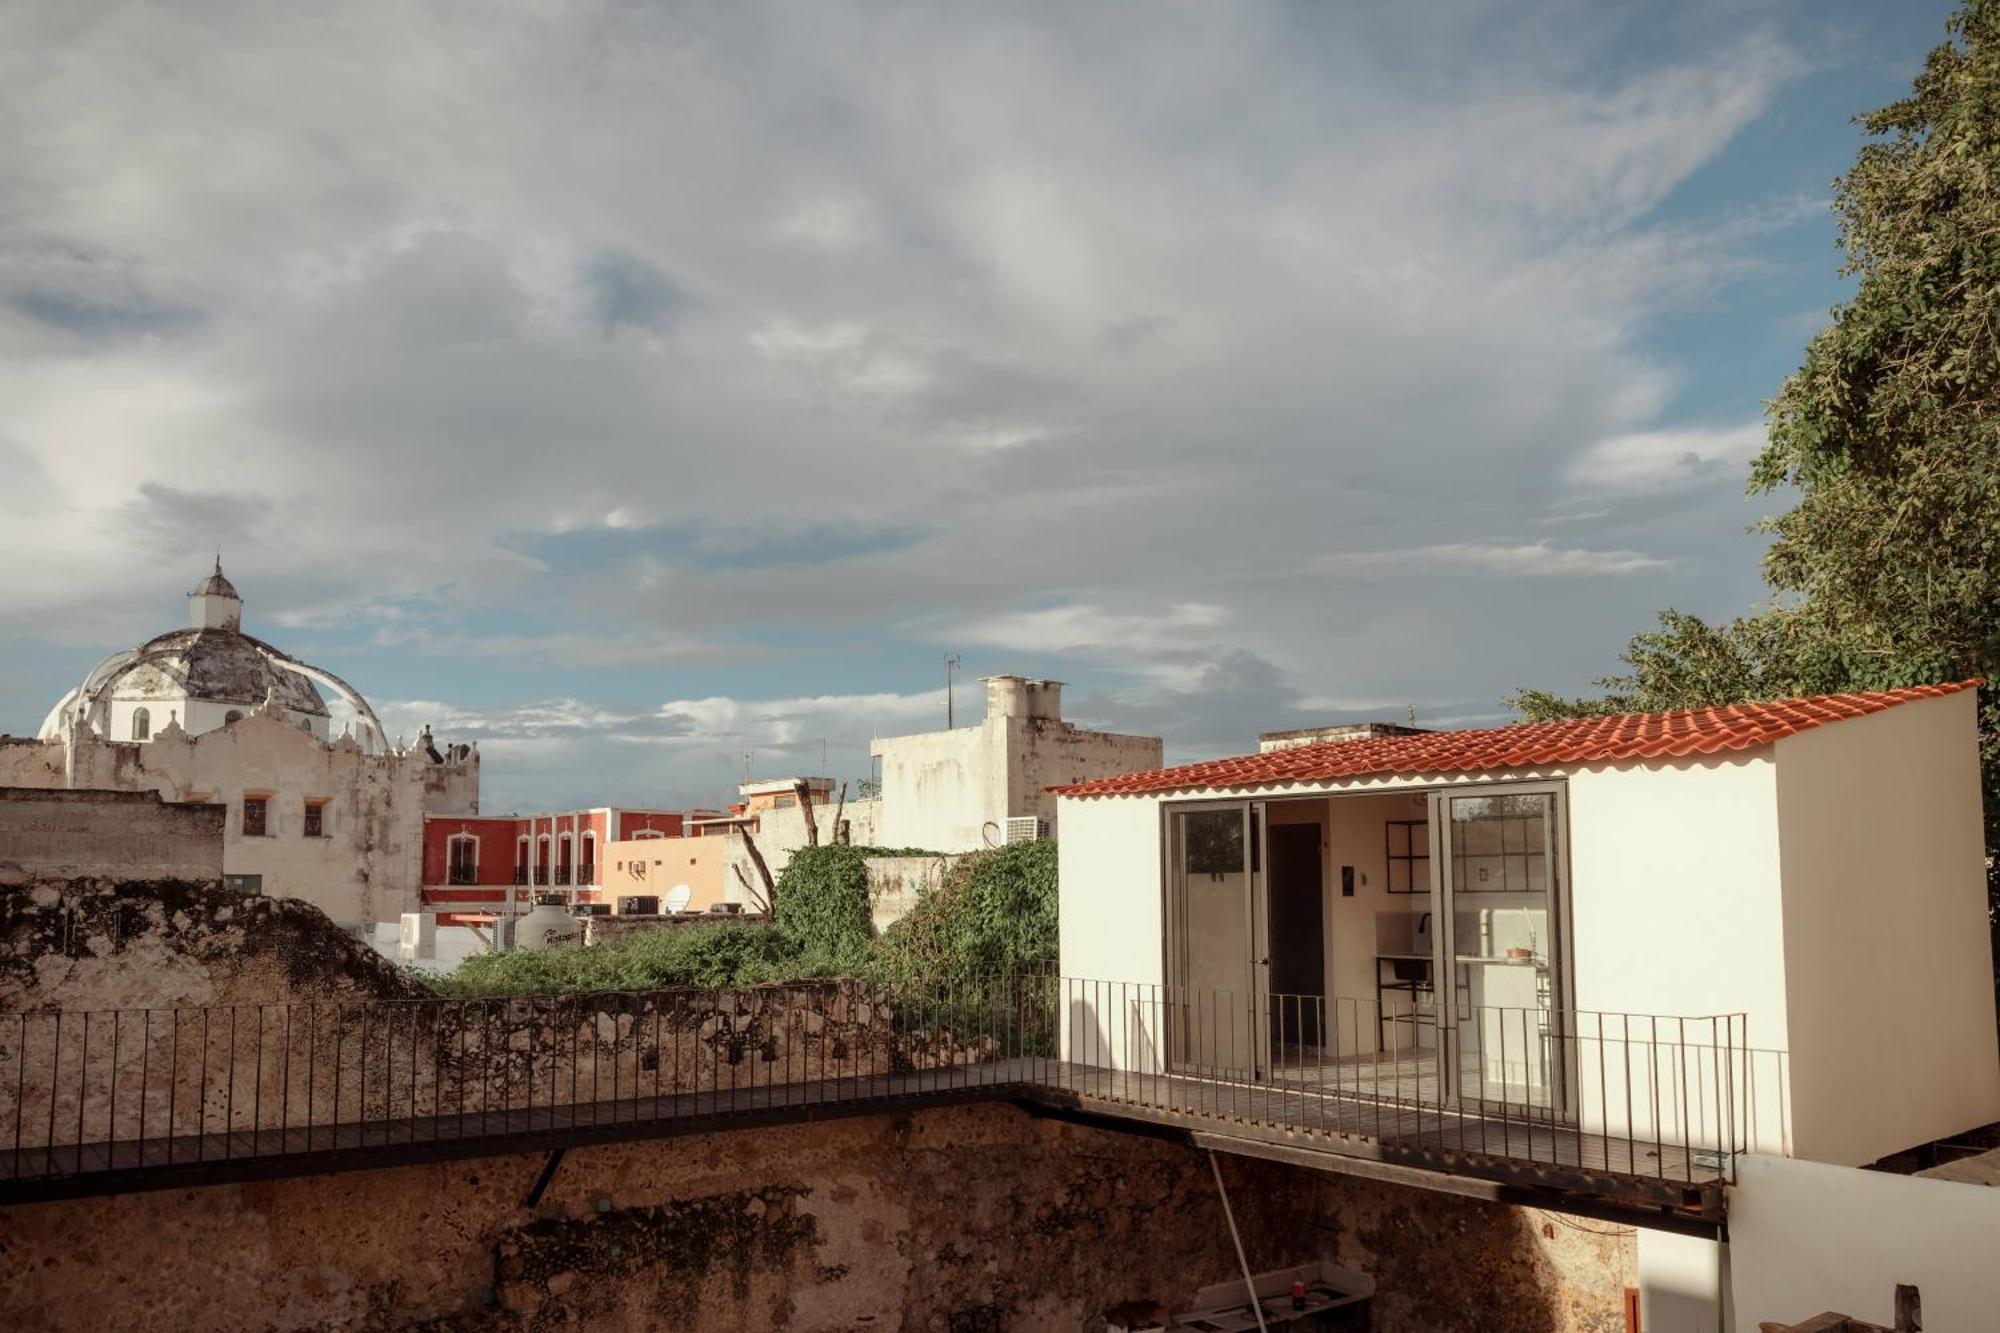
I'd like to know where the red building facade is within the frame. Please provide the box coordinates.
[420,807,687,919]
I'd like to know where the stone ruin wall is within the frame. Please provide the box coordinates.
[0,1098,1636,1333]
[0,879,1639,1331]
[1,879,989,1163]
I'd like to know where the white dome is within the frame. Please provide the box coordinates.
[40,561,388,751]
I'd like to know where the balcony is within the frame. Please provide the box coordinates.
[447,866,478,886]
[553,865,572,886]
[577,864,595,886]
[512,867,530,886]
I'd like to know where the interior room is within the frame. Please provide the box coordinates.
[1170,786,1563,1111]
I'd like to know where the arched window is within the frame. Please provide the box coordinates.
[131,708,151,741]
[535,834,551,885]
[633,828,666,840]
[515,835,531,886]
[579,831,597,885]
[556,832,574,885]
[447,833,479,885]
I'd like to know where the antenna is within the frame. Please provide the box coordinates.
[945,654,962,728]
[740,750,754,782]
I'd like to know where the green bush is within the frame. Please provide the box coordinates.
[874,840,1058,981]
[432,919,822,998]
[771,844,877,966]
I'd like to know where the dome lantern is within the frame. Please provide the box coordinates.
[189,555,244,631]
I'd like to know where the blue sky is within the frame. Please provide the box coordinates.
[0,1,1963,813]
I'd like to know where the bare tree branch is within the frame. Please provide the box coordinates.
[731,861,771,915]
[831,781,849,846]
[738,824,777,914]
[795,778,820,848]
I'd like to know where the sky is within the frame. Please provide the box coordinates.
[0,0,1963,814]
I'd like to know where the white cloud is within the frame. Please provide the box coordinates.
[1567,422,1768,493]
[1331,542,1671,578]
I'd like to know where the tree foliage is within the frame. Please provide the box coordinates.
[1512,2,2000,905]
[873,840,1059,983]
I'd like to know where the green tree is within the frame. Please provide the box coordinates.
[1512,2,2000,907]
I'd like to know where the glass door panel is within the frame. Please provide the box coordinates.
[1435,789,1564,1116]
[1168,804,1262,1076]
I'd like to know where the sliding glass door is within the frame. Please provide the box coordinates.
[1166,801,1268,1078]
[1431,786,1568,1117]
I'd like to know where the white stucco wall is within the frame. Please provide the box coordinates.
[873,707,1160,854]
[871,723,1001,853]
[1771,689,2000,1166]
[1636,1229,1724,1333]
[1728,1153,2000,1332]
[1057,793,1167,1068]
[1565,755,1793,1157]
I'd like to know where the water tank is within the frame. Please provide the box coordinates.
[516,897,580,951]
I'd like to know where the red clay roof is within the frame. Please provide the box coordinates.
[1052,680,1981,798]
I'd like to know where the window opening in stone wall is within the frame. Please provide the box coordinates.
[131,707,150,740]
[302,801,326,838]
[243,796,268,837]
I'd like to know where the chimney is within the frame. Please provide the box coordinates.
[984,675,1031,720]
[1027,679,1064,721]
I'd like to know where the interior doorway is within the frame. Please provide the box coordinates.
[1266,821,1326,1049]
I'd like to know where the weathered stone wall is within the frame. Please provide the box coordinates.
[0,788,227,882]
[1,882,989,1162]
[0,1100,1634,1332]
[864,853,955,934]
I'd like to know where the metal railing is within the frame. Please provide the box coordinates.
[0,974,1743,1197]
[446,866,478,886]
[1053,980,1746,1189]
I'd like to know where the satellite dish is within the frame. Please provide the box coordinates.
[664,885,692,913]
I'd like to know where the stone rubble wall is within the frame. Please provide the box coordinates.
[1,882,996,1158]
[0,1100,1636,1332]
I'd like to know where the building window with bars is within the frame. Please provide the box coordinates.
[303,801,326,838]
[242,796,269,837]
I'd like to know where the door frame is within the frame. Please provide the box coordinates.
[1159,797,1272,1079]
[1427,780,1575,1121]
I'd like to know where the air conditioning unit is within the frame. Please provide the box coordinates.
[1004,817,1049,844]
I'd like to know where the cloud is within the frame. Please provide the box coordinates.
[0,0,1828,806]
[1566,422,1768,493]
[1337,542,1673,578]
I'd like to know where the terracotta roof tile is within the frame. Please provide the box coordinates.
[1051,680,1982,798]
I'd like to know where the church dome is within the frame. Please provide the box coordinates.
[38,561,386,750]
[113,627,331,717]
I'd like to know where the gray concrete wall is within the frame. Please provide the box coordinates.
[0,787,225,882]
